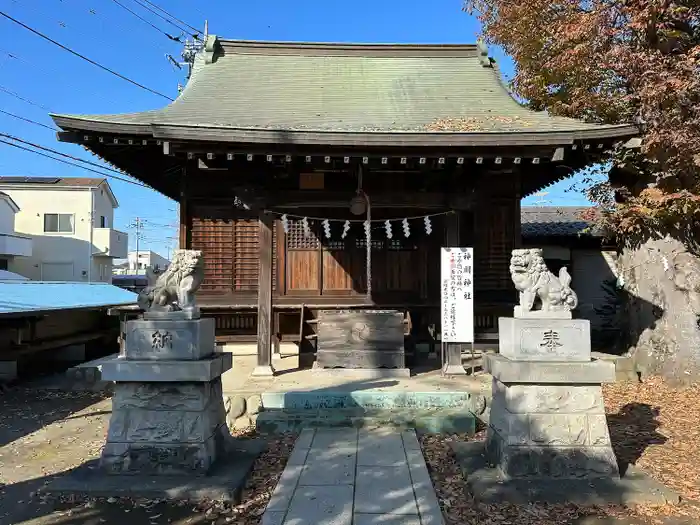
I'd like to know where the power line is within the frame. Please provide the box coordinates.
[129,0,200,39]
[0,132,131,176]
[109,0,183,42]
[136,0,202,34]
[0,11,174,101]
[0,109,57,131]
[0,84,50,110]
[1,46,151,100]
[0,137,150,188]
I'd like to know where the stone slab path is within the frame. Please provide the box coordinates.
[262,428,444,525]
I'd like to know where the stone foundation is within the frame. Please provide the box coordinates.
[486,381,619,479]
[102,381,229,475]
[484,317,620,482]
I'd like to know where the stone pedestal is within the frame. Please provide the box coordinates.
[484,316,619,481]
[455,344,680,504]
[485,355,618,479]
[100,316,230,476]
[101,380,229,475]
[48,312,263,501]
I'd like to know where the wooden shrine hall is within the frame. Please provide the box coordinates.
[51,37,638,374]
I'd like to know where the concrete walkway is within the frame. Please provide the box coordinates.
[262,428,445,525]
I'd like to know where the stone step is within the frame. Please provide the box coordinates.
[259,390,484,412]
[254,407,477,435]
[63,354,118,392]
[590,352,640,382]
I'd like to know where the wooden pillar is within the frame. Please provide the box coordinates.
[179,167,190,250]
[443,211,467,375]
[178,199,188,249]
[252,211,275,376]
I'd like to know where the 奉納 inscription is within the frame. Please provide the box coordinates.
[540,330,563,350]
[499,318,591,362]
[151,330,173,350]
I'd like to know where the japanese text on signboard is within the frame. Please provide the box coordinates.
[440,247,474,343]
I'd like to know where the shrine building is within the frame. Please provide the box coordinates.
[51,37,638,372]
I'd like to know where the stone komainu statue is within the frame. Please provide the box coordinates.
[137,249,204,312]
[510,248,578,314]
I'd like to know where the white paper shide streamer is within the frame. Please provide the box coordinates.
[276,211,444,239]
[384,220,392,239]
[364,220,371,242]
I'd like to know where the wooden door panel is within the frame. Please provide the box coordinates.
[286,251,320,294]
[475,201,515,290]
[322,250,354,293]
[385,251,419,291]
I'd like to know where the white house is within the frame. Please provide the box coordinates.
[118,250,170,274]
[0,191,32,272]
[0,176,128,282]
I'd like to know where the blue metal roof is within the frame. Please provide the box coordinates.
[0,281,137,316]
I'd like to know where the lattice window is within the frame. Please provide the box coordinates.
[387,239,419,251]
[232,219,259,291]
[286,219,320,250]
[191,218,234,292]
[355,238,385,250]
[323,239,346,250]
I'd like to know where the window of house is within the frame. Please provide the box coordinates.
[100,216,107,228]
[44,213,74,233]
[0,259,8,270]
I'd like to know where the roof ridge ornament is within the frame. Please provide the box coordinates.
[204,34,218,64]
[477,39,491,67]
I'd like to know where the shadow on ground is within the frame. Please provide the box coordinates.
[0,388,110,447]
[607,403,667,476]
[0,370,687,525]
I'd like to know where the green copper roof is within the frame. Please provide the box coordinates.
[52,39,637,145]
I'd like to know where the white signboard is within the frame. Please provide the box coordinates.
[440,247,474,343]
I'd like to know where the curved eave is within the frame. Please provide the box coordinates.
[51,115,639,148]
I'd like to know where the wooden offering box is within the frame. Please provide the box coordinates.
[316,310,405,370]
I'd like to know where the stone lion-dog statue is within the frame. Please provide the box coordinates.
[137,249,204,313]
[510,248,578,314]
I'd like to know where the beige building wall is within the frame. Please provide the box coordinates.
[0,181,122,281]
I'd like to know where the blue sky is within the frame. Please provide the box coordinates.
[0,0,590,259]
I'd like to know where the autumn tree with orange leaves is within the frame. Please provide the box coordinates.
[463,0,700,383]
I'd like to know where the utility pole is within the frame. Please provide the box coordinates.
[179,20,207,80]
[128,217,147,274]
[165,236,177,260]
